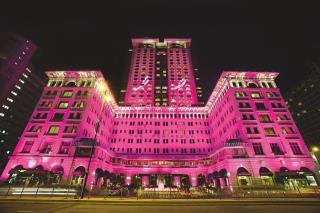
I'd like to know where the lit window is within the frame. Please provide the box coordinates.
[26,67,32,73]
[251,92,262,99]
[19,79,25,84]
[58,101,68,109]
[2,105,9,110]
[11,91,17,96]
[6,98,13,102]
[264,128,276,136]
[22,73,28,78]
[0,113,4,117]
[62,90,73,98]
[15,85,21,90]
[48,126,60,134]
[259,115,271,122]
[22,51,25,55]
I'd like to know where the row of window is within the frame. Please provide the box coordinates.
[27,125,77,134]
[238,102,285,110]
[235,91,280,99]
[252,142,303,155]
[21,141,71,154]
[117,121,210,126]
[246,126,296,135]
[112,129,211,135]
[115,113,208,119]
[110,138,212,144]
[109,147,211,154]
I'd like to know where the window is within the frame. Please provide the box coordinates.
[21,141,34,153]
[59,142,70,154]
[239,102,250,108]
[40,143,52,154]
[246,127,259,134]
[252,143,264,155]
[62,90,73,98]
[242,114,255,120]
[28,125,42,132]
[51,113,64,121]
[255,103,266,110]
[251,92,262,99]
[235,92,247,98]
[259,115,271,122]
[281,127,295,134]
[270,143,284,155]
[57,101,68,109]
[264,127,276,136]
[276,114,289,121]
[72,101,84,109]
[289,142,303,155]
[63,126,77,133]
[48,126,60,134]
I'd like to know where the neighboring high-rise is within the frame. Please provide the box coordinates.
[284,62,320,167]
[285,62,320,149]
[0,38,317,191]
[0,33,46,172]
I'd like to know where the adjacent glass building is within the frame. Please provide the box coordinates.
[0,38,317,190]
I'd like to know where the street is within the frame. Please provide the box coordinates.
[0,200,319,213]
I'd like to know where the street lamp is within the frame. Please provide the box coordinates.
[79,81,110,199]
[310,146,320,177]
[312,147,319,153]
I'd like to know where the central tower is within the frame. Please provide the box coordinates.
[124,38,199,107]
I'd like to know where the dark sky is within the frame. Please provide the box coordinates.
[1,1,320,100]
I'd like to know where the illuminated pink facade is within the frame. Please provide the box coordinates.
[1,38,317,189]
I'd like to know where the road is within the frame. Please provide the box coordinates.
[0,200,320,213]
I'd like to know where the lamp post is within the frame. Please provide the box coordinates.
[80,81,110,199]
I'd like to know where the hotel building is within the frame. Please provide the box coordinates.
[1,38,317,189]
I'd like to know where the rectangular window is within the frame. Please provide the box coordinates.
[59,142,71,154]
[48,126,60,134]
[281,127,295,134]
[289,142,303,155]
[62,90,73,98]
[21,141,34,153]
[270,143,284,155]
[251,92,262,99]
[63,126,77,133]
[57,101,68,109]
[40,143,52,154]
[51,113,64,121]
[255,103,267,110]
[252,143,264,155]
[264,127,276,136]
[259,115,271,122]
[235,92,247,97]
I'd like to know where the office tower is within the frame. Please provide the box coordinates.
[0,33,46,172]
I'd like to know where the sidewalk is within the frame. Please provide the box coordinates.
[0,196,319,204]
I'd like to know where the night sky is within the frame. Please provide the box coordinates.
[1,1,320,100]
